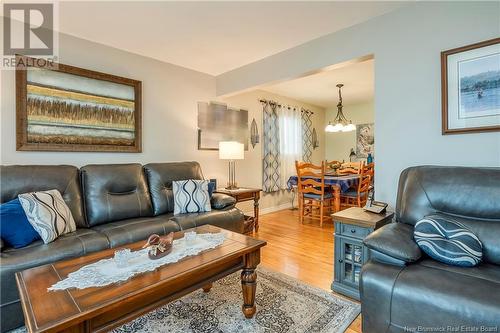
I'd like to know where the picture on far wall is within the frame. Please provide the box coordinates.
[356,123,374,158]
[441,37,500,134]
[197,101,249,150]
[16,55,142,152]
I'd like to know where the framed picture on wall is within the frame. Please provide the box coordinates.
[441,37,500,134]
[356,123,374,158]
[197,101,249,150]
[16,55,142,152]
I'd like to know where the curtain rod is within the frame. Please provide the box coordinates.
[259,99,314,114]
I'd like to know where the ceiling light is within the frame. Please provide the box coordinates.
[325,84,355,133]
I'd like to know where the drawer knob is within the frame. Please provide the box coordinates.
[351,229,356,233]
[338,259,343,263]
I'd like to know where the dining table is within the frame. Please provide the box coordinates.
[287,173,360,212]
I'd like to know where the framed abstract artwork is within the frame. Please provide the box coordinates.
[441,38,500,134]
[197,101,249,150]
[16,55,142,152]
[356,123,374,158]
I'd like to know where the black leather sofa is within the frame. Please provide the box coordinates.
[0,162,244,332]
[361,166,500,332]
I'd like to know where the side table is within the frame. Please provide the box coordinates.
[331,207,394,300]
[214,188,261,234]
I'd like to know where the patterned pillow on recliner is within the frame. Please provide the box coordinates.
[172,179,211,215]
[414,214,483,267]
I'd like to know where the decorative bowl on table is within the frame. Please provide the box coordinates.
[143,232,174,260]
[327,163,341,175]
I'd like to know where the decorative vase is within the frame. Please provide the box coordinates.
[367,153,373,164]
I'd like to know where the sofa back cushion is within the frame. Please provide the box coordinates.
[0,165,86,227]
[144,162,204,215]
[81,164,153,226]
[396,166,500,264]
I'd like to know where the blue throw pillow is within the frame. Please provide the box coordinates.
[0,198,41,248]
[414,214,482,267]
[208,181,216,197]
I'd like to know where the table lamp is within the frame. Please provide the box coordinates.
[219,141,244,190]
[349,148,356,162]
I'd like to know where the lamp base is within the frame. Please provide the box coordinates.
[225,160,239,190]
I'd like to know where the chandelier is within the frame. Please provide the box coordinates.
[325,84,355,132]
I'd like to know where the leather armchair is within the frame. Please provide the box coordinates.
[360,166,500,332]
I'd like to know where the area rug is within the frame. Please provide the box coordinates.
[11,267,360,333]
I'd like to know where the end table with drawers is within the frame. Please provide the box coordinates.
[214,188,261,234]
[331,207,394,300]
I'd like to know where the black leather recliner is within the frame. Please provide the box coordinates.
[360,166,500,332]
[0,162,244,332]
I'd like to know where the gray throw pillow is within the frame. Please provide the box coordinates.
[18,189,76,244]
[172,180,211,215]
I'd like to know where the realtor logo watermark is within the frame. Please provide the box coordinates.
[2,1,59,69]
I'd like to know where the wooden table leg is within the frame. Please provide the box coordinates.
[202,283,213,293]
[253,192,260,232]
[334,186,341,212]
[241,250,259,318]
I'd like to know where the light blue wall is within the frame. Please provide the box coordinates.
[216,1,500,206]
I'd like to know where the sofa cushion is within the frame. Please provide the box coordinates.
[81,164,153,226]
[92,216,180,248]
[210,193,236,210]
[414,214,482,267]
[396,166,500,224]
[447,214,500,266]
[144,162,204,216]
[389,260,500,329]
[0,198,40,248]
[0,165,86,227]
[173,179,211,215]
[0,229,109,306]
[19,190,77,244]
[169,207,244,234]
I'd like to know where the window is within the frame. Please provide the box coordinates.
[278,106,302,189]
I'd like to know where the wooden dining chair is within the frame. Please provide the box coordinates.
[295,161,335,227]
[338,161,364,175]
[340,171,372,208]
[362,162,375,186]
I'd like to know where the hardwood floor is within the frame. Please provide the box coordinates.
[253,208,362,333]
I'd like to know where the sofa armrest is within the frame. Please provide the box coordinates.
[211,193,236,210]
[363,222,421,265]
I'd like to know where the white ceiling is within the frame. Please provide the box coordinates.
[261,59,374,108]
[58,1,406,75]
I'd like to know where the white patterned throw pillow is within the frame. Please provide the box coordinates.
[172,180,211,215]
[18,189,76,244]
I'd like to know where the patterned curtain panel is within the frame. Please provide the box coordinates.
[301,109,313,163]
[262,101,281,193]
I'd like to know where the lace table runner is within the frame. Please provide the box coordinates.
[49,232,225,291]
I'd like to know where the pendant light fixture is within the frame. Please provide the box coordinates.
[325,84,355,133]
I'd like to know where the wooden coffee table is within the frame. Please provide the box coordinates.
[15,225,267,333]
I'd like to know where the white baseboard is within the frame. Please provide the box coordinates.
[244,202,293,216]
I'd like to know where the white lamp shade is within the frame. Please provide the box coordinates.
[332,123,344,132]
[219,141,244,160]
[345,123,356,132]
[325,123,335,132]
